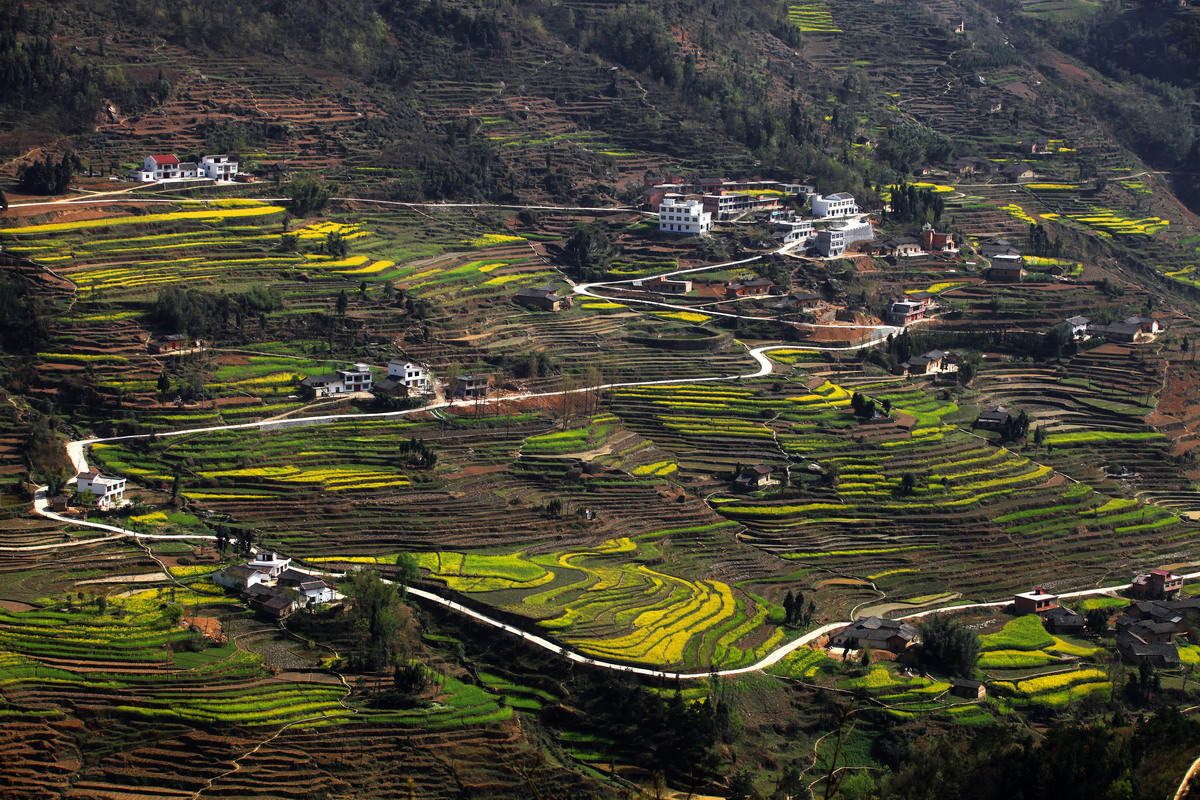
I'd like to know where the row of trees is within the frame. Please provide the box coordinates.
[151,285,284,339]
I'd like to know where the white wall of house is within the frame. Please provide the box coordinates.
[387,361,430,392]
[658,198,712,235]
[76,474,126,509]
[811,193,860,218]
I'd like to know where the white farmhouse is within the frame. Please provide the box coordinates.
[135,155,183,182]
[133,153,239,183]
[200,154,239,181]
[658,197,712,235]
[387,361,431,394]
[75,471,126,510]
[811,193,860,218]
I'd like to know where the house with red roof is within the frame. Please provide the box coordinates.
[134,153,239,183]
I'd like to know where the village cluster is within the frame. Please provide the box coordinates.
[212,551,339,619]
[827,568,1197,698]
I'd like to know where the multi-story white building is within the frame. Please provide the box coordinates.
[200,154,238,181]
[814,219,873,256]
[815,228,846,257]
[811,192,860,218]
[658,197,712,235]
[75,471,126,510]
[387,361,431,394]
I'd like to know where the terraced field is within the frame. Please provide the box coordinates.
[608,378,1196,599]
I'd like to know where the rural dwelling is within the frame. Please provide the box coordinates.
[386,361,431,394]
[658,197,713,234]
[1116,612,1182,667]
[829,616,918,653]
[1121,601,1186,629]
[980,239,1021,259]
[725,279,775,298]
[75,470,126,510]
[814,227,846,257]
[1087,321,1143,343]
[703,191,782,220]
[948,156,996,176]
[777,291,824,313]
[1026,138,1051,155]
[1004,163,1036,182]
[297,579,337,606]
[1124,316,1163,335]
[772,219,814,244]
[733,465,776,491]
[1062,316,1090,340]
[1129,569,1184,601]
[921,227,957,252]
[134,153,239,182]
[454,373,490,400]
[514,286,570,312]
[868,236,923,258]
[902,349,956,376]
[248,551,292,579]
[810,193,859,218]
[950,678,987,700]
[200,154,239,181]
[149,334,187,353]
[1012,586,1058,615]
[50,496,68,513]
[136,154,182,181]
[646,276,693,294]
[247,586,297,619]
[1041,605,1085,635]
[884,296,929,326]
[988,254,1026,282]
[214,564,266,593]
[300,363,375,398]
[975,405,1011,431]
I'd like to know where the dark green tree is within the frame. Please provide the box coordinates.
[918,615,980,678]
[287,174,334,217]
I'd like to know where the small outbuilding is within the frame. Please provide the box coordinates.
[950,678,987,700]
